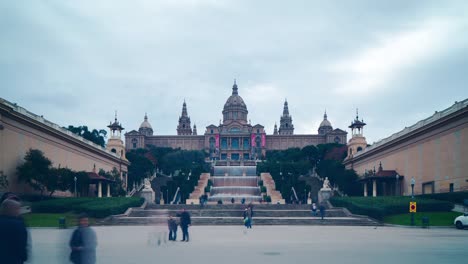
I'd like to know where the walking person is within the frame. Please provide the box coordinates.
[167,216,178,241]
[178,209,191,242]
[319,203,326,220]
[0,198,29,264]
[311,202,318,217]
[242,207,252,229]
[69,213,97,264]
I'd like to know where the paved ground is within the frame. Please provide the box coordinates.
[29,225,468,264]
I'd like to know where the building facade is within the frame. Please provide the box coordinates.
[0,97,129,195]
[343,99,468,196]
[125,81,348,160]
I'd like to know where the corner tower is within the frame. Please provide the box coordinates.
[106,112,126,159]
[278,99,294,135]
[318,110,333,135]
[177,100,193,135]
[138,113,153,136]
[346,109,367,160]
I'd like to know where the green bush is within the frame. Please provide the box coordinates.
[258,180,264,186]
[31,198,94,213]
[265,195,272,203]
[31,197,144,218]
[330,196,454,220]
[260,186,267,193]
[418,191,468,204]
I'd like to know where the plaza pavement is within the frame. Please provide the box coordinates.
[29,225,467,264]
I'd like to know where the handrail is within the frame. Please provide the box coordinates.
[171,187,181,204]
[291,187,299,201]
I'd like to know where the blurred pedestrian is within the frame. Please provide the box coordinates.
[70,213,97,264]
[0,198,28,263]
[311,202,317,216]
[178,209,191,242]
[167,216,178,241]
[319,203,326,220]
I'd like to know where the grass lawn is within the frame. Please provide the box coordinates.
[23,213,95,228]
[384,211,462,226]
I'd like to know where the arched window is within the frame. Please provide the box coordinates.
[334,136,341,143]
[131,138,138,149]
[183,124,185,128]
[286,123,288,128]
[357,146,363,152]
[111,148,117,153]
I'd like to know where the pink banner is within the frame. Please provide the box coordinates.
[261,133,266,147]
[215,134,220,148]
[251,133,256,146]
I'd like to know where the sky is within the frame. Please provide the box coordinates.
[1,0,467,145]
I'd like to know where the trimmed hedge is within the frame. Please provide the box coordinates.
[330,196,454,220]
[31,197,144,218]
[418,191,468,204]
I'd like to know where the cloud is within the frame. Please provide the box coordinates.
[328,18,461,96]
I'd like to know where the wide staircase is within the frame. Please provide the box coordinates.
[104,204,380,226]
[102,164,380,226]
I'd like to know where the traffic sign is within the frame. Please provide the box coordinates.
[409,202,417,213]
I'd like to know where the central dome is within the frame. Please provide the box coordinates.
[222,80,248,124]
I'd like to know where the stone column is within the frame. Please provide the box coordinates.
[107,184,111,197]
[372,180,377,197]
[364,182,368,197]
[98,182,102,198]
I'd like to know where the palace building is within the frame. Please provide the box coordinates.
[125,81,347,160]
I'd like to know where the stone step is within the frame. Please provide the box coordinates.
[129,209,348,218]
[146,204,316,210]
[103,216,380,226]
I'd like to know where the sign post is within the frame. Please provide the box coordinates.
[409,201,417,226]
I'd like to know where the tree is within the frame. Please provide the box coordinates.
[17,149,53,196]
[66,125,107,147]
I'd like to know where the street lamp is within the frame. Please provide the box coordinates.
[395,173,399,196]
[74,176,77,197]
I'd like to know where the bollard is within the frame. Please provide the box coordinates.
[58,217,66,229]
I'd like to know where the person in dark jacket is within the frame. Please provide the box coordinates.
[0,199,28,264]
[167,216,178,241]
[319,203,326,220]
[69,213,97,264]
[178,209,191,242]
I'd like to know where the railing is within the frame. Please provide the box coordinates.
[291,187,299,201]
[171,187,181,204]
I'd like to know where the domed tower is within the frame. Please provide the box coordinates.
[318,110,333,135]
[278,99,294,135]
[138,113,153,136]
[346,109,367,159]
[106,112,126,159]
[222,80,248,125]
[177,100,192,135]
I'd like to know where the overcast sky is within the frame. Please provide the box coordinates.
[1,0,467,144]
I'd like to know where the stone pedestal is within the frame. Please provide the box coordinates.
[318,188,333,204]
[141,188,155,204]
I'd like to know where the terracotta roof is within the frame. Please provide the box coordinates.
[87,172,114,182]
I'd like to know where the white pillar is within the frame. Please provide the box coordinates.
[98,182,102,198]
[364,182,368,197]
[372,180,377,197]
[107,184,111,197]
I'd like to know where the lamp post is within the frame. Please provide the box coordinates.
[411,177,415,226]
[74,176,77,197]
[395,173,399,196]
